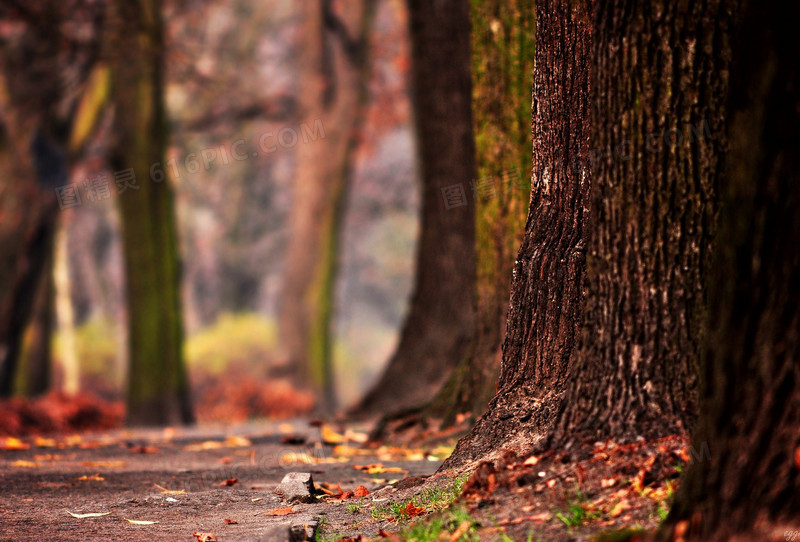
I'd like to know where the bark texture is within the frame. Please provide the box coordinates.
[444,0,591,467]
[423,0,534,427]
[352,0,476,415]
[277,0,375,411]
[658,1,800,539]
[108,0,193,425]
[552,0,734,447]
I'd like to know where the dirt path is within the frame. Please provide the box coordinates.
[0,421,450,541]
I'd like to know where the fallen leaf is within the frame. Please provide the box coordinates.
[129,446,160,454]
[546,479,557,488]
[2,437,29,450]
[353,463,407,475]
[265,507,295,516]
[450,520,472,541]
[192,532,218,542]
[601,477,617,488]
[125,518,158,525]
[34,437,56,448]
[320,424,346,444]
[353,485,370,498]
[403,502,425,518]
[523,455,539,466]
[225,436,252,447]
[218,457,232,464]
[610,500,631,518]
[184,440,223,451]
[76,473,105,482]
[317,482,344,496]
[154,483,187,495]
[250,497,262,502]
[82,460,125,468]
[67,510,111,518]
[224,518,238,524]
[219,478,238,486]
[11,460,39,468]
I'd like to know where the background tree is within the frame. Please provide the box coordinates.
[277,0,376,411]
[107,0,193,425]
[351,0,477,415]
[550,0,735,447]
[441,0,591,466]
[370,0,535,436]
[659,1,800,539]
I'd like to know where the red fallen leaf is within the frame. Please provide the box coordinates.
[265,507,295,516]
[318,482,344,496]
[403,502,425,518]
[219,478,238,486]
[353,485,370,498]
[193,533,217,542]
[341,491,354,500]
[218,457,232,464]
[224,518,238,524]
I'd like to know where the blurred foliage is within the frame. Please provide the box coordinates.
[185,312,277,375]
[54,318,120,386]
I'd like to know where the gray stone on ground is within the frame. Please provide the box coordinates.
[275,472,315,503]
[289,520,318,542]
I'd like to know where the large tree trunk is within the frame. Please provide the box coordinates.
[551,0,734,447]
[658,2,800,539]
[352,0,476,416]
[442,0,591,468]
[422,0,534,428]
[108,0,193,426]
[277,0,375,411]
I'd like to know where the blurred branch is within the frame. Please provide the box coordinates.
[174,96,297,134]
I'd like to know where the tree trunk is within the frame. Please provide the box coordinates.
[351,0,476,416]
[108,0,194,425]
[422,0,534,428]
[551,0,734,447]
[658,2,800,539]
[442,0,591,468]
[277,0,375,411]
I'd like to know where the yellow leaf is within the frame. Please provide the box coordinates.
[76,474,105,482]
[2,437,29,450]
[125,518,158,525]
[34,437,57,448]
[69,64,110,153]
[153,483,187,495]
[82,460,126,468]
[225,436,251,447]
[67,510,111,518]
[320,425,345,444]
[11,460,39,468]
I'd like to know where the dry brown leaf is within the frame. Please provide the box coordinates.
[192,532,218,542]
[265,507,295,516]
[403,502,425,518]
[67,510,111,518]
[250,497,263,502]
[125,518,158,525]
[219,478,238,486]
[610,500,631,518]
[224,518,238,524]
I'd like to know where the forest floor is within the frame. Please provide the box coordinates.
[0,419,688,541]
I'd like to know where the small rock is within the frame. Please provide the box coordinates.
[275,472,315,503]
[288,520,318,542]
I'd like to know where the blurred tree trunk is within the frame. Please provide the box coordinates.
[421,0,534,428]
[22,232,56,396]
[351,0,477,416]
[443,0,591,466]
[108,0,193,425]
[550,0,734,448]
[658,2,800,540]
[278,0,376,411]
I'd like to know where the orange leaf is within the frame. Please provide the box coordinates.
[224,518,238,524]
[2,437,29,450]
[76,473,105,482]
[403,502,425,518]
[353,485,370,498]
[129,446,160,454]
[192,532,218,542]
[265,507,295,516]
[219,478,238,486]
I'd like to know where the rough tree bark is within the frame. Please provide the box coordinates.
[442,0,591,467]
[351,0,477,416]
[658,1,800,539]
[551,0,735,447]
[420,0,535,428]
[277,0,375,411]
[108,0,194,425]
